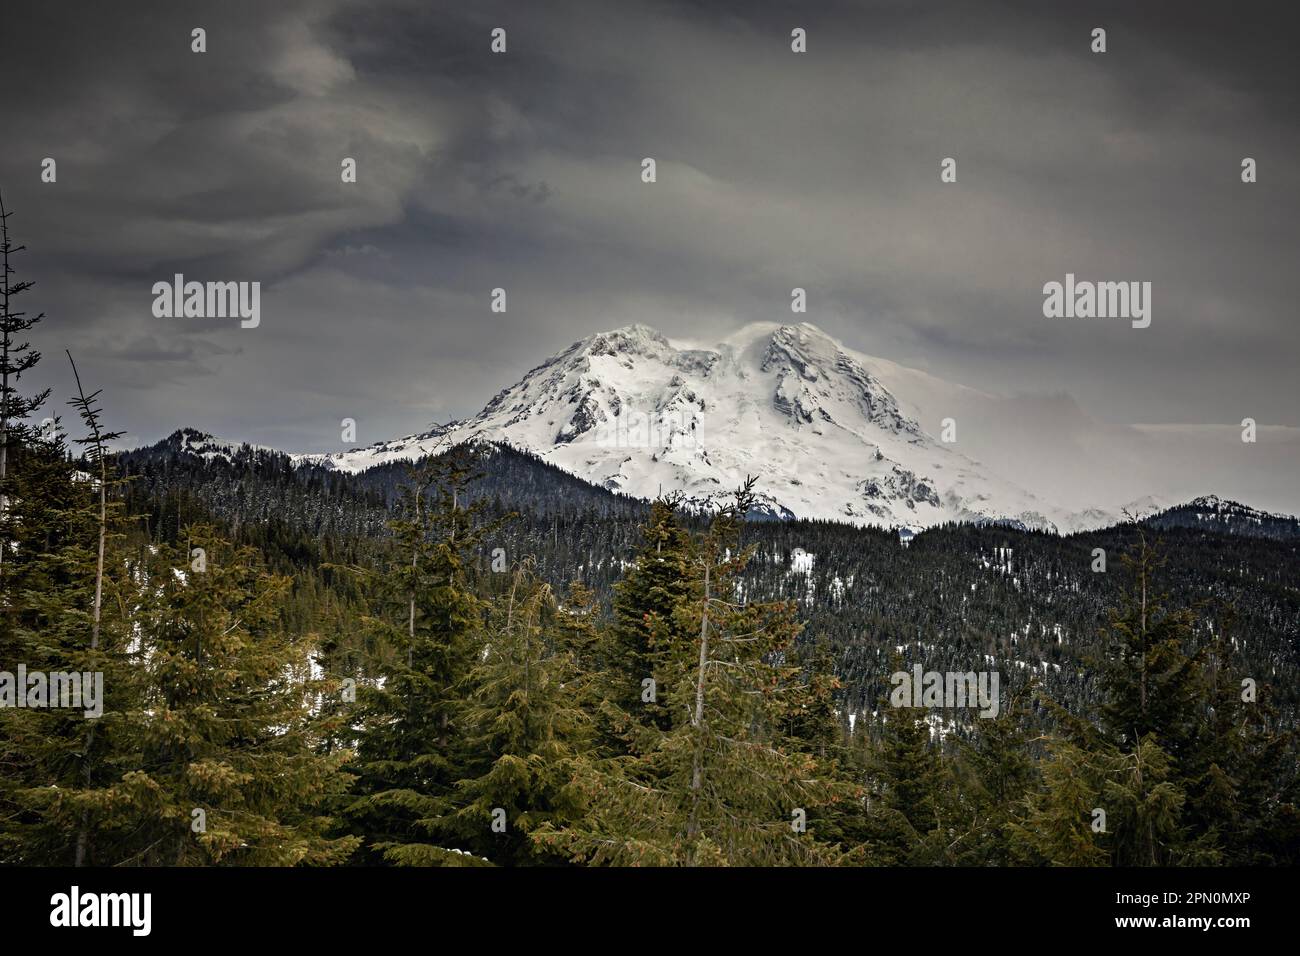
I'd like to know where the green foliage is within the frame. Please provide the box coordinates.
[947,690,1040,865]
[1007,531,1297,866]
[104,527,359,866]
[0,427,138,865]
[442,564,594,865]
[536,483,849,866]
[341,450,490,865]
[861,703,949,865]
[605,497,694,733]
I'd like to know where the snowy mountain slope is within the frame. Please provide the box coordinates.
[294,322,1077,530]
[1144,495,1300,540]
[127,425,1300,542]
[149,427,285,463]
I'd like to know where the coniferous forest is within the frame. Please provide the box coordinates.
[1,202,1297,870]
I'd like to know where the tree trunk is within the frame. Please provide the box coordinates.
[67,353,108,866]
[687,562,710,849]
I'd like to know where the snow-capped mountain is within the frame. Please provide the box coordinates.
[163,427,281,462]
[294,322,1086,530]
[1144,495,1300,540]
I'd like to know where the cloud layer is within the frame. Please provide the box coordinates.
[2,0,1296,457]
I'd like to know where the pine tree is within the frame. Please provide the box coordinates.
[1175,606,1299,863]
[553,579,604,673]
[947,689,1041,865]
[0,392,138,865]
[0,189,51,582]
[1008,734,1111,866]
[604,496,694,733]
[1010,724,1188,867]
[342,447,491,865]
[782,635,869,856]
[861,705,949,865]
[1013,534,1235,865]
[442,562,594,865]
[0,188,54,859]
[1098,531,1205,761]
[0,193,58,850]
[107,525,357,866]
[63,354,127,863]
[536,481,846,866]
[1103,734,1188,866]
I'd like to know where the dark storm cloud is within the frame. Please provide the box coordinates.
[0,0,1295,452]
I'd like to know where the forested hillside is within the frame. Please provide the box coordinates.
[3,403,1297,866]
[120,431,1300,731]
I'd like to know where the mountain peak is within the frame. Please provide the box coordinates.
[153,428,282,464]
[285,322,1300,532]
[774,320,841,342]
[1144,495,1300,540]
[605,321,667,340]
[295,321,1066,531]
[698,320,837,353]
[582,323,672,357]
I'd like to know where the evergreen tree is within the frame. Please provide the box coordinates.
[1172,607,1299,864]
[1,372,138,865]
[1098,531,1205,762]
[947,689,1040,865]
[861,705,949,865]
[0,191,57,859]
[342,448,490,865]
[1012,534,1260,866]
[782,636,869,856]
[108,526,356,865]
[1008,734,1110,866]
[536,482,846,866]
[605,497,694,733]
[443,562,594,865]
[1010,724,1188,867]
[0,189,51,579]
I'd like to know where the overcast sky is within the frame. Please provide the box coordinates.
[2,0,1297,453]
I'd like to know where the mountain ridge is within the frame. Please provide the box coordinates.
[134,427,1299,540]
[293,322,1079,530]
[135,321,1297,534]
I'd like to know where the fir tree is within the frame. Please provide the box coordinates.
[1008,734,1110,866]
[861,705,949,865]
[1170,606,1299,864]
[1010,724,1188,867]
[782,635,869,856]
[1013,534,1252,866]
[0,377,138,865]
[111,526,357,866]
[0,189,51,583]
[443,562,594,865]
[536,481,846,866]
[948,689,1041,865]
[604,496,694,734]
[1098,530,1205,762]
[64,354,126,863]
[343,448,492,865]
